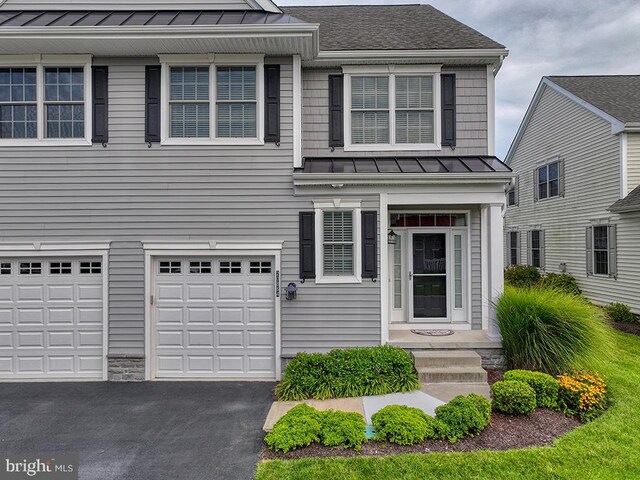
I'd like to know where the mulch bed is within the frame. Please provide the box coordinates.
[260,408,580,460]
[612,321,640,337]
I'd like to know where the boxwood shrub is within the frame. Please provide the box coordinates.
[371,405,441,445]
[491,380,537,414]
[434,394,491,443]
[504,369,559,408]
[539,272,582,296]
[504,265,542,288]
[264,404,323,453]
[320,410,367,450]
[603,302,637,323]
[275,346,419,401]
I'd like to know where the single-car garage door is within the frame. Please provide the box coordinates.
[0,258,104,379]
[153,257,276,379]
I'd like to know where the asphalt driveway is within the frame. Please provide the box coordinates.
[0,381,275,480]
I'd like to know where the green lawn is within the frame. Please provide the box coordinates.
[255,330,640,480]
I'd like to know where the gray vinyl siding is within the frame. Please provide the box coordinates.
[301,66,488,158]
[0,0,252,9]
[627,133,640,192]
[505,85,640,313]
[108,241,145,355]
[0,55,381,356]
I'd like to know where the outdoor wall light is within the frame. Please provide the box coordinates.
[388,229,398,245]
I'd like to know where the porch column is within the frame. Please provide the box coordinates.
[487,203,504,340]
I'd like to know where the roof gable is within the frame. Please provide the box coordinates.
[282,4,504,51]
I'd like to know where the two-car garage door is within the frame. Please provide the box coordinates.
[153,257,276,379]
[0,258,104,379]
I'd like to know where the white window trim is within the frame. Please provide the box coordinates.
[535,156,562,201]
[591,224,610,277]
[159,53,265,146]
[313,198,362,284]
[343,64,442,152]
[0,54,92,147]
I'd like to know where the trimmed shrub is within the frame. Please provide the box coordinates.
[497,286,613,374]
[372,405,439,445]
[504,265,542,288]
[557,370,608,422]
[320,410,367,450]
[504,369,559,408]
[604,302,637,323]
[264,404,323,453]
[491,380,537,414]
[275,346,419,401]
[434,395,491,443]
[467,393,492,425]
[539,273,582,296]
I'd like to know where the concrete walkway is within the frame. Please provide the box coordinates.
[263,390,445,431]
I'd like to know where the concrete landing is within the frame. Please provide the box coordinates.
[422,382,491,402]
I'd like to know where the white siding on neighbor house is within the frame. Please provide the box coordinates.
[0,0,254,10]
[301,66,488,158]
[626,133,640,193]
[0,56,381,356]
[505,85,640,313]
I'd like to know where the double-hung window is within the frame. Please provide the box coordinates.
[529,229,544,269]
[0,55,91,145]
[593,226,610,275]
[345,66,440,151]
[314,199,362,284]
[508,231,519,266]
[535,159,563,201]
[160,54,263,145]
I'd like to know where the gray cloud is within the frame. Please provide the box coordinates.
[278,0,640,157]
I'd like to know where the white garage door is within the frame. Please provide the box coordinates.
[153,257,276,379]
[0,258,104,379]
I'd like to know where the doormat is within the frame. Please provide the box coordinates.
[410,329,455,336]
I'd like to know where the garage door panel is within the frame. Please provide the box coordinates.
[0,257,104,379]
[0,286,13,302]
[48,285,74,302]
[154,257,276,379]
[48,331,74,347]
[48,308,74,325]
[187,307,214,324]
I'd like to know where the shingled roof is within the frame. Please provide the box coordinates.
[548,75,640,124]
[282,4,505,51]
[610,184,640,213]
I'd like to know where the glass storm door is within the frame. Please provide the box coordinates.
[410,233,448,320]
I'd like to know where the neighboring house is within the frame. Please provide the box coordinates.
[504,75,640,314]
[0,1,511,381]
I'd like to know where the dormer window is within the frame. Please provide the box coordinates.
[343,65,441,152]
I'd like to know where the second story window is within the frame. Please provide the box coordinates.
[506,176,519,207]
[344,66,440,151]
[0,56,90,145]
[535,159,564,201]
[160,54,263,145]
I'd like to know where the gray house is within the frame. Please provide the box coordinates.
[505,75,640,314]
[0,0,511,381]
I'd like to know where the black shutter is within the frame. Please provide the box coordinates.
[145,65,161,143]
[91,66,108,144]
[299,212,316,280]
[441,73,456,147]
[328,74,344,147]
[361,211,378,280]
[264,64,280,143]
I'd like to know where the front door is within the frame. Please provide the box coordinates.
[410,232,449,321]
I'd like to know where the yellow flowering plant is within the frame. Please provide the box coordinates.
[556,370,608,421]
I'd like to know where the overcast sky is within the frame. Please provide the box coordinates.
[279,0,640,158]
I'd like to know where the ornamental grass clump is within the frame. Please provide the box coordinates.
[497,286,613,374]
[557,370,608,422]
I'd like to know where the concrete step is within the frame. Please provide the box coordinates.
[422,382,491,403]
[412,350,482,369]
[418,366,487,384]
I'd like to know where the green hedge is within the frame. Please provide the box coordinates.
[504,369,559,408]
[491,380,537,414]
[372,405,441,445]
[434,394,491,443]
[539,273,582,296]
[264,405,367,452]
[275,346,419,401]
